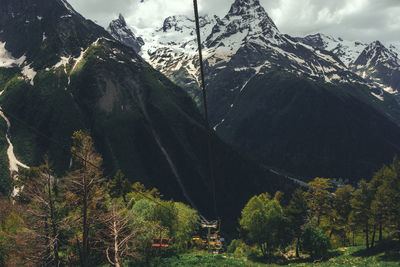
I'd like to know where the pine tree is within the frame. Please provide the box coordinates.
[376,157,400,239]
[306,178,332,226]
[350,180,374,249]
[285,189,308,257]
[330,185,354,246]
[108,170,131,202]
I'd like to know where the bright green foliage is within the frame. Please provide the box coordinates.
[239,193,285,258]
[173,202,200,252]
[140,253,250,267]
[227,239,248,255]
[131,199,156,222]
[301,224,331,259]
[130,198,200,255]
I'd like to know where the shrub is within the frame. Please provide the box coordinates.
[227,239,248,254]
[301,225,331,259]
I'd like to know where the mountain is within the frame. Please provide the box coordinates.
[137,14,219,105]
[110,0,400,181]
[351,41,400,98]
[296,34,400,99]
[295,33,368,67]
[0,0,293,225]
[107,14,144,53]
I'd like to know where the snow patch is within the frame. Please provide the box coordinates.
[0,42,26,68]
[71,38,100,73]
[60,0,77,14]
[371,92,384,101]
[0,102,29,197]
[213,119,225,131]
[21,64,37,85]
[54,56,71,69]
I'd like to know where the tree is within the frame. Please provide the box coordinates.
[17,163,61,266]
[98,201,143,267]
[373,157,400,240]
[369,164,391,244]
[239,193,285,258]
[350,180,374,249]
[285,189,308,257]
[65,131,105,266]
[301,225,330,259]
[130,199,157,260]
[108,170,131,202]
[173,202,200,252]
[329,185,354,246]
[306,178,332,226]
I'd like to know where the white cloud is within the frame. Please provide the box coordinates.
[68,0,400,42]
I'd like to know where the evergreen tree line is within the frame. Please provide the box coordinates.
[0,131,200,266]
[233,156,400,260]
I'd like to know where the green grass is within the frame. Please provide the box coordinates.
[145,242,400,267]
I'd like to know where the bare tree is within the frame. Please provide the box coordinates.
[64,131,105,267]
[98,203,142,267]
[17,161,60,266]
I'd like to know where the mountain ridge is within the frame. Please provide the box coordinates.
[108,0,400,181]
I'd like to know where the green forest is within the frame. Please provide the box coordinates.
[1,131,400,266]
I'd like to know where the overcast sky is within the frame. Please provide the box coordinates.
[68,0,400,42]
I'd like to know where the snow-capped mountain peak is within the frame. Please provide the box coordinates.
[107,14,144,53]
[227,0,275,24]
[160,15,193,33]
[354,40,399,68]
[206,0,281,53]
[296,33,367,67]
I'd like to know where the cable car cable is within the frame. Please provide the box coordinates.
[192,0,218,221]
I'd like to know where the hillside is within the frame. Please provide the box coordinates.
[0,0,292,223]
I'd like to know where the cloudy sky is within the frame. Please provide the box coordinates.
[68,0,400,42]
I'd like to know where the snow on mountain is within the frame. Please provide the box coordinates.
[108,0,399,113]
[0,42,37,84]
[127,0,353,89]
[206,0,282,53]
[353,41,399,69]
[0,42,26,67]
[296,33,367,67]
[108,14,144,53]
[296,34,400,99]
[387,42,400,56]
[351,41,400,96]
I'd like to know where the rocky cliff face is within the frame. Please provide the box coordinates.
[107,14,144,53]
